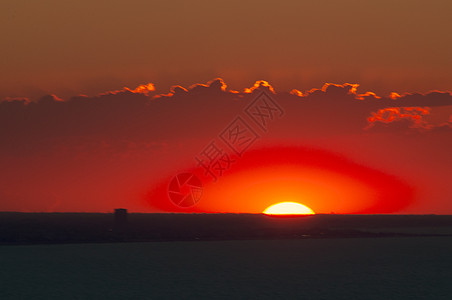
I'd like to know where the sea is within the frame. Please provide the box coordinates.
[1,237,451,299]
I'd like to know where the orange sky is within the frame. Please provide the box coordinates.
[2,0,452,100]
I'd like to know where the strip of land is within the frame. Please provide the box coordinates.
[1,212,452,245]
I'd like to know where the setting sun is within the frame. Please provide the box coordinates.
[263,202,315,215]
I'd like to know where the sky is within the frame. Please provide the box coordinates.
[1,1,452,213]
[2,0,452,100]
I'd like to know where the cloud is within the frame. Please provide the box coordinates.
[307,83,360,96]
[387,91,452,107]
[367,107,431,130]
[428,120,452,133]
[356,92,381,101]
[243,80,276,94]
[2,78,452,153]
[3,96,31,103]
[38,94,64,103]
[98,82,156,97]
[154,78,227,99]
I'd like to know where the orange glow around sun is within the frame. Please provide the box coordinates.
[147,146,415,214]
[263,202,315,215]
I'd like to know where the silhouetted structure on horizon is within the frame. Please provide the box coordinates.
[114,208,128,233]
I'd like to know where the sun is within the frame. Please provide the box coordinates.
[263,202,315,215]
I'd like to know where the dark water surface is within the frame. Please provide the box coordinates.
[1,237,451,299]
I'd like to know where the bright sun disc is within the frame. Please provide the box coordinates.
[263,202,315,215]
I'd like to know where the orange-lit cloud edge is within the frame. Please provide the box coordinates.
[4,78,452,102]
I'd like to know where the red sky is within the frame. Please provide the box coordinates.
[1,1,452,213]
[1,80,451,213]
